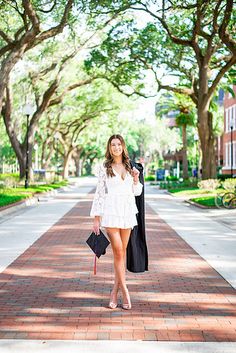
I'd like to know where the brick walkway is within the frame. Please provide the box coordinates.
[0,193,236,341]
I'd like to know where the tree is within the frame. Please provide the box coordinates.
[1,2,123,179]
[0,0,74,114]
[0,118,16,172]
[1,54,96,178]
[84,0,236,179]
[157,93,195,179]
[175,112,195,179]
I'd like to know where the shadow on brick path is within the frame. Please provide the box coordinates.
[0,193,236,341]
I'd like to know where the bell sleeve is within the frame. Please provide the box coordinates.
[133,181,143,196]
[90,165,106,217]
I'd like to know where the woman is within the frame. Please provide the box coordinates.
[90,134,143,310]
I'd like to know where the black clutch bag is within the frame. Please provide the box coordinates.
[86,230,110,274]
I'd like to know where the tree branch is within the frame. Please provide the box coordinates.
[219,0,236,55]
[191,2,205,65]
[37,0,57,13]
[158,82,197,104]
[1,79,23,160]
[48,78,96,107]
[103,76,155,98]
[33,0,73,45]
[212,0,224,32]
[208,55,236,99]
[167,1,197,10]
[22,0,40,32]
[131,3,193,46]
[29,79,59,135]
[210,54,232,68]
[14,26,25,40]
[30,63,58,82]
[0,43,14,57]
[0,29,13,44]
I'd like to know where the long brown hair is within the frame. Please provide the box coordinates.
[104,134,132,177]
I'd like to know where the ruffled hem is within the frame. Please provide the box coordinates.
[101,214,137,229]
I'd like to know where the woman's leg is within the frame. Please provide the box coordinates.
[120,228,132,308]
[111,228,131,288]
[106,227,128,304]
[120,228,131,265]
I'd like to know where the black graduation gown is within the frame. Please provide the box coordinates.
[126,161,148,273]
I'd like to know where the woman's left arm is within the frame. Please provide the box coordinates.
[133,180,143,196]
[132,167,143,196]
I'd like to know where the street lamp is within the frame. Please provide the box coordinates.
[230,115,234,178]
[54,132,60,179]
[194,133,199,178]
[23,104,34,189]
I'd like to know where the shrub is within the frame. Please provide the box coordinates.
[166,176,178,181]
[0,194,26,207]
[159,178,198,190]
[0,174,19,188]
[0,173,19,181]
[222,178,236,191]
[198,179,221,190]
[145,175,155,182]
[217,174,232,181]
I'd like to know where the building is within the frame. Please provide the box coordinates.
[222,86,236,176]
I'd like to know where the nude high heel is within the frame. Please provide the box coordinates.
[108,290,118,309]
[122,289,132,310]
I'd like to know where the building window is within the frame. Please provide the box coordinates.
[226,105,236,132]
[225,108,229,132]
[226,141,236,169]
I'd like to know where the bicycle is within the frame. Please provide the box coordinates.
[229,196,236,209]
[222,186,236,209]
[214,191,225,208]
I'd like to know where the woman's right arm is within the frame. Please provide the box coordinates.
[90,165,106,234]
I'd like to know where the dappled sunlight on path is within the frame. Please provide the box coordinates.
[0,191,235,341]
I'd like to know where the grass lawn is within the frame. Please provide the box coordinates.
[189,196,216,207]
[0,181,68,208]
[168,187,224,208]
[168,187,210,195]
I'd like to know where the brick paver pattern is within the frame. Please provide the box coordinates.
[0,193,236,341]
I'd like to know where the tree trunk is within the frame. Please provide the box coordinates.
[16,143,34,180]
[2,80,36,180]
[197,63,217,179]
[72,149,82,177]
[2,113,29,180]
[182,125,188,179]
[62,149,74,179]
[74,157,82,177]
[41,138,54,170]
[198,109,216,179]
[18,155,26,179]
[80,159,85,176]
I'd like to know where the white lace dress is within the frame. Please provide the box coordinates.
[90,164,143,229]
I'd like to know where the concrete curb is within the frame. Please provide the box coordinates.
[185,199,215,209]
[0,340,236,353]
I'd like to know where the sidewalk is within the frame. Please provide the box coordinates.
[145,185,236,289]
[0,178,235,352]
